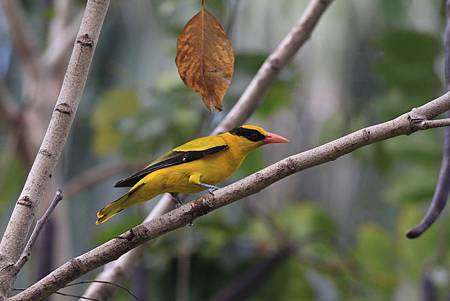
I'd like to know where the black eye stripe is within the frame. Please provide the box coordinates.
[230,127,266,142]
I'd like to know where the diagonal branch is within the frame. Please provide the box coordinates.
[406,0,450,239]
[82,0,335,299]
[0,0,110,298]
[10,91,450,301]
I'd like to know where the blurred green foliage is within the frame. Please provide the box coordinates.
[0,156,25,212]
[374,29,440,119]
[92,88,140,155]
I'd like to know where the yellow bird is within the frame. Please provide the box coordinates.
[96,125,288,224]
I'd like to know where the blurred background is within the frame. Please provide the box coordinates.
[0,0,449,300]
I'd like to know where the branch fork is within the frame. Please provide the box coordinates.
[408,108,450,132]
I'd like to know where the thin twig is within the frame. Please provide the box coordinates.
[11,92,450,301]
[65,280,138,300]
[54,291,99,301]
[14,189,63,272]
[406,0,450,239]
[412,118,450,130]
[12,288,100,301]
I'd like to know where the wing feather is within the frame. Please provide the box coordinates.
[114,144,228,187]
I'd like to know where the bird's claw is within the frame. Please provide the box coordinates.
[197,182,220,195]
[207,189,215,195]
[207,187,218,195]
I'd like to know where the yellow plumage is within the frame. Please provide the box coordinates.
[96,125,288,224]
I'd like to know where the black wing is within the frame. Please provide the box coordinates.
[114,145,228,188]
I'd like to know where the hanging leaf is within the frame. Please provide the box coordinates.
[175,1,234,111]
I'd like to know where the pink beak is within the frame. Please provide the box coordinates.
[263,132,289,144]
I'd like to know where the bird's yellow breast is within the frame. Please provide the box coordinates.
[129,148,244,203]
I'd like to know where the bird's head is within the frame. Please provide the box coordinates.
[227,125,289,152]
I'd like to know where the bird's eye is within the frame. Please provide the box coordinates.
[246,133,263,141]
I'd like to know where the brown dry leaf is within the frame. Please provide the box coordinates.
[175,4,234,111]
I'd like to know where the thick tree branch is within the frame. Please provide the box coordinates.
[11,92,450,301]
[406,0,450,239]
[82,0,335,298]
[213,0,333,135]
[0,0,110,298]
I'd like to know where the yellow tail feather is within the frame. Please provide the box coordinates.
[96,193,130,225]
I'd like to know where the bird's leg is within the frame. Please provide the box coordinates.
[189,173,220,195]
[170,193,183,207]
[198,183,220,195]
